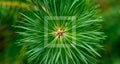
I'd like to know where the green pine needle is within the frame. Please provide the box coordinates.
[15,0,105,64]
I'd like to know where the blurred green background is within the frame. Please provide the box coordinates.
[0,0,120,64]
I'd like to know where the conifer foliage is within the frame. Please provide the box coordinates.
[15,0,105,64]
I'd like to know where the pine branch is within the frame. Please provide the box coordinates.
[15,0,106,64]
[0,1,29,9]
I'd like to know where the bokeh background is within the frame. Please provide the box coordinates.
[0,0,120,64]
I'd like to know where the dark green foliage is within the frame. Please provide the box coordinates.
[99,0,120,63]
[0,0,29,64]
[15,0,105,64]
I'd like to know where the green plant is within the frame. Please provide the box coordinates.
[0,0,29,64]
[98,0,120,63]
[15,0,105,64]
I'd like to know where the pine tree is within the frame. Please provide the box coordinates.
[15,0,105,64]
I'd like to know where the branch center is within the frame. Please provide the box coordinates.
[55,28,65,38]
